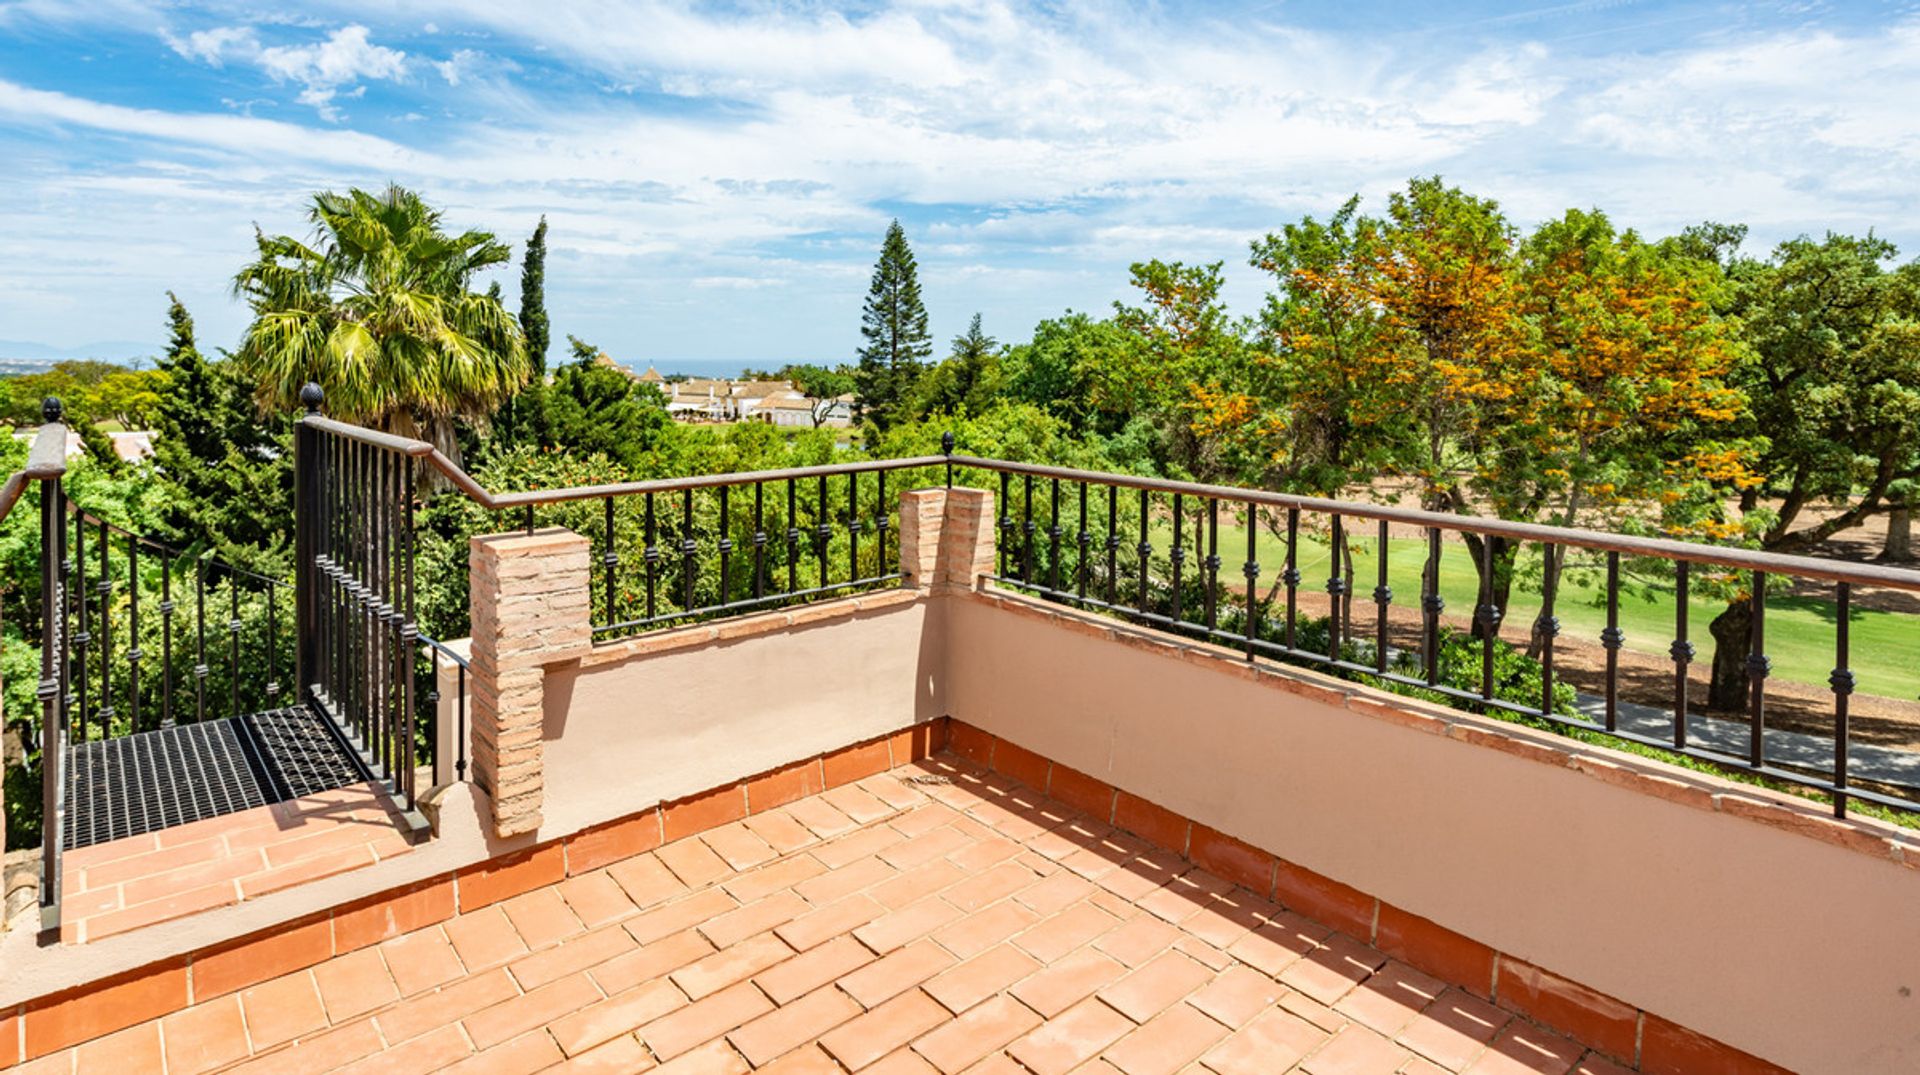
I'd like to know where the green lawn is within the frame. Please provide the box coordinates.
[1129,510,1919,700]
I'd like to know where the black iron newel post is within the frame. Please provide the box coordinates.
[37,397,67,931]
[294,382,323,704]
[942,431,954,488]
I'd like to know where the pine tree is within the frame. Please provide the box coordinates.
[521,216,550,377]
[854,220,932,434]
[152,294,292,572]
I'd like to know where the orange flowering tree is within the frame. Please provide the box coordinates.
[1108,259,1255,479]
[1505,209,1752,648]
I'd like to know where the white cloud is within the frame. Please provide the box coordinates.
[434,48,482,86]
[3,2,1919,362]
[166,22,408,120]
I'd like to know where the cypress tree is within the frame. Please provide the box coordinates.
[151,294,291,571]
[854,219,932,434]
[521,216,550,376]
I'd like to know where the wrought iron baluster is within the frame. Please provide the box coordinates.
[73,516,86,739]
[1327,514,1345,662]
[194,554,207,723]
[1538,544,1559,715]
[1832,582,1853,818]
[1022,475,1035,582]
[1242,503,1260,658]
[845,473,857,584]
[603,497,619,626]
[875,471,888,578]
[456,662,468,782]
[160,546,174,728]
[1170,494,1184,626]
[266,577,279,703]
[96,517,111,738]
[428,648,442,787]
[683,486,698,614]
[786,481,799,594]
[645,492,659,621]
[1075,482,1089,600]
[1748,571,1769,767]
[1672,562,1692,749]
[814,475,829,588]
[753,482,767,601]
[1136,488,1151,616]
[402,456,418,808]
[998,472,1011,578]
[1422,528,1441,686]
[718,485,732,606]
[1476,538,1498,702]
[127,533,141,730]
[1104,485,1119,605]
[1205,500,1220,631]
[1283,509,1300,650]
[1602,551,1623,732]
[1373,520,1391,674]
[523,504,534,535]
[1048,478,1062,593]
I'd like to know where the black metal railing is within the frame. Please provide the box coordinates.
[953,455,1920,823]
[54,504,294,735]
[300,407,942,643]
[297,387,434,820]
[292,397,1920,826]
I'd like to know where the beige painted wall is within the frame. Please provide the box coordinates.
[944,592,1920,1075]
[538,598,947,838]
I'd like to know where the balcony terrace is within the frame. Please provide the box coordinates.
[0,392,1916,1074]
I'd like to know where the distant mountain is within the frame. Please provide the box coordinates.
[0,339,157,364]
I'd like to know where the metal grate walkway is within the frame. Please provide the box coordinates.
[63,707,370,850]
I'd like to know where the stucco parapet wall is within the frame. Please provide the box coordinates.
[577,586,922,670]
[963,584,1920,870]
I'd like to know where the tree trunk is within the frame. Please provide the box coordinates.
[1883,503,1913,562]
[1706,600,1751,712]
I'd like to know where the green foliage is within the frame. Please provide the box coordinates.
[913,314,1003,419]
[151,294,293,574]
[232,184,529,444]
[521,216,551,376]
[0,360,167,433]
[855,219,932,437]
[1000,312,1130,435]
[1727,233,1920,551]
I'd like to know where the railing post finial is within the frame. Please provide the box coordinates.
[299,382,325,414]
[41,396,62,424]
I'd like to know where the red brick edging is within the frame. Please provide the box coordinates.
[944,718,1790,1075]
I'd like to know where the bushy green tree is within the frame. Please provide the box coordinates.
[913,313,1002,418]
[1000,312,1129,435]
[854,220,932,437]
[537,338,676,470]
[151,294,293,572]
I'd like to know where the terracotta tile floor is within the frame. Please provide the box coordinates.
[59,781,414,944]
[24,759,1626,1074]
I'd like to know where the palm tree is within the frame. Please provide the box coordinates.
[233,184,529,454]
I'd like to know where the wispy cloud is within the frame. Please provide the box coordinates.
[165,22,408,120]
[0,1,1915,364]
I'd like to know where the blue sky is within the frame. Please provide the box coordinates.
[1,1,1917,369]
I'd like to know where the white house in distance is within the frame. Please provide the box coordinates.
[636,365,853,428]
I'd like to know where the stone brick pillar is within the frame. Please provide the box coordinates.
[469,528,591,839]
[896,487,996,594]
